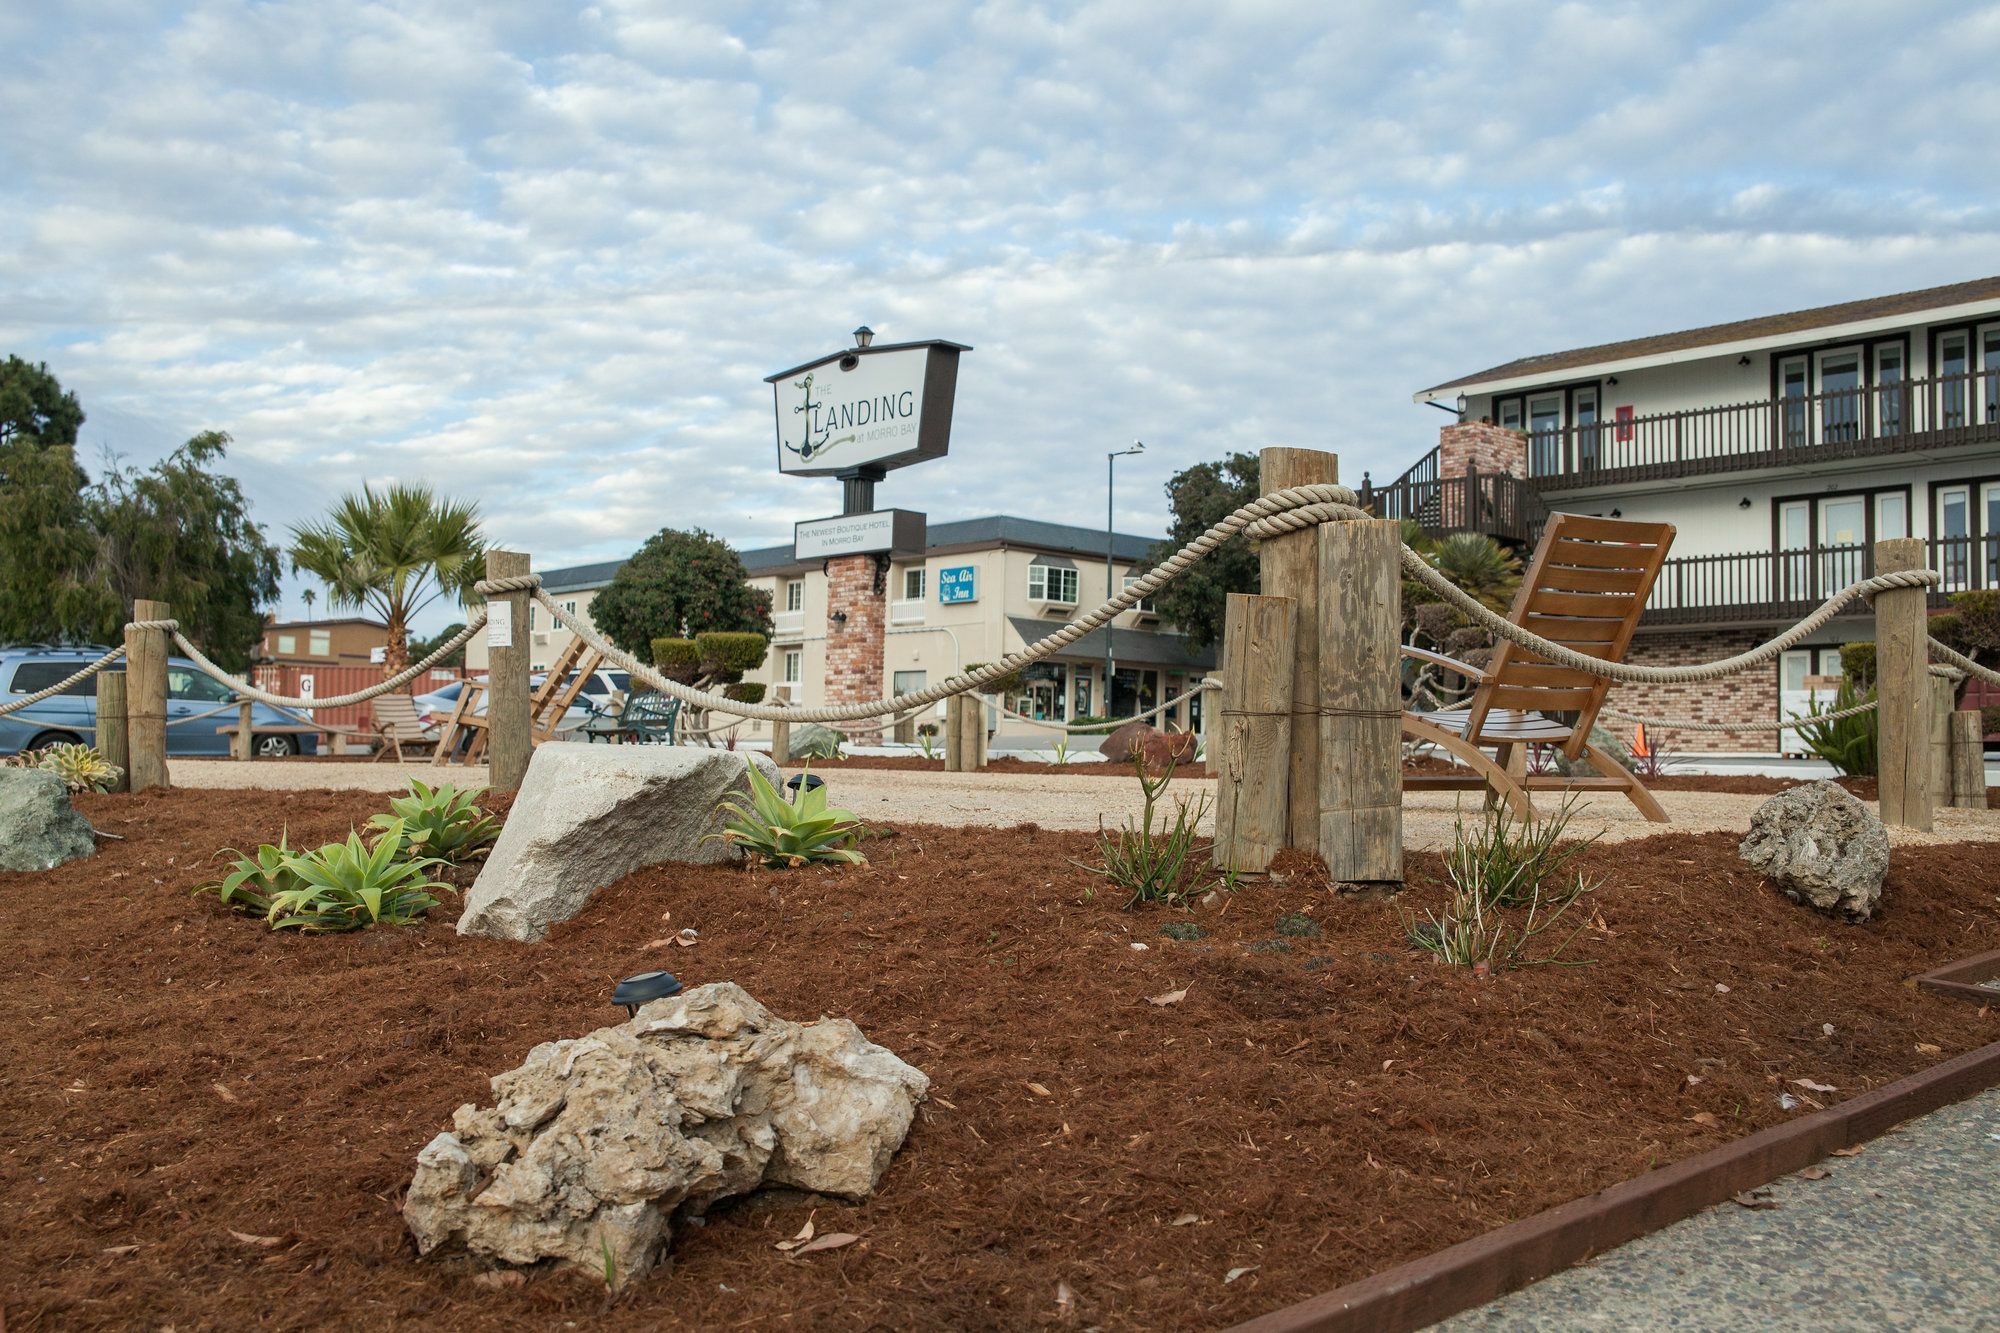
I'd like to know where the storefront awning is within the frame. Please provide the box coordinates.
[1006,616,1217,671]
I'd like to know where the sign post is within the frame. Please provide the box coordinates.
[766,329,969,747]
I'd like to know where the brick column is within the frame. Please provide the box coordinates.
[824,554,888,744]
[1438,420,1527,477]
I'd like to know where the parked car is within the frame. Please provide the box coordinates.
[411,669,630,734]
[0,645,320,757]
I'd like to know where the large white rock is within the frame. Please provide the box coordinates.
[1738,779,1890,922]
[402,982,928,1288]
[458,745,780,942]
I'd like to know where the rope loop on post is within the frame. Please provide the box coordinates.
[473,573,544,597]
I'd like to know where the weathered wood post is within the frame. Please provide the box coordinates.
[125,599,170,792]
[1199,670,1222,777]
[1930,673,1956,807]
[957,692,987,771]
[1258,446,1337,849]
[1317,518,1404,883]
[1950,710,1988,809]
[1873,537,1931,830]
[770,704,791,766]
[485,551,533,791]
[231,699,254,761]
[96,669,129,792]
[1213,593,1295,874]
[944,695,965,771]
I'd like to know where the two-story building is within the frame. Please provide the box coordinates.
[259,616,390,668]
[1384,274,2000,752]
[465,516,1216,744]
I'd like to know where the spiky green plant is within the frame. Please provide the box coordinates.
[1075,754,1213,908]
[1792,679,1878,777]
[710,765,866,868]
[21,742,122,793]
[262,821,452,931]
[1406,803,1600,971]
[195,832,304,916]
[366,779,501,864]
[1443,797,1598,908]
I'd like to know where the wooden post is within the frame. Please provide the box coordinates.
[1930,674,1955,807]
[230,699,254,761]
[975,696,990,769]
[125,599,170,792]
[771,706,791,766]
[1873,537,1931,831]
[1213,593,1295,874]
[944,696,964,771]
[1258,447,1337,848]
[1950,710,1988,809]
[1199,670,1222,777]
[96,670,129,793]
[1317,518,1403,883]
[485,551,533,791]
[959,693,986,771]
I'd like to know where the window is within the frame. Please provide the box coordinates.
[1496,398,1523,431]
[784,580,804,613]
[276,634,297,654]
[902,567,925,601]
[559,599,578,620]
[1572,386,1601,470]
[7,661,97,696]
[309,629,331,657]
[1875,344,1906,436]
[1028,565,1079,604]
[1983,325,2000,425]
[1817,349,1862,443]
[1121,575,1156,613]
[1940,332,1970,427]
[1874,492,1908,541]
[892,670,926,695]
[1528,393,1563,474]
[166,668,234,702]
[783,649,802,684]
[1778,356,1809,447]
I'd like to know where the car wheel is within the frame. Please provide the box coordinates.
[254,734,299,759]
[27,731,86,751]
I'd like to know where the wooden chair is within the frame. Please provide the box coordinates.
[1401,513,1676,823]
[371,694,438,763]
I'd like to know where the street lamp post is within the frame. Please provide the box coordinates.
[1105,440,1144,719]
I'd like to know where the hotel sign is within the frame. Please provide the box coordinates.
[937,565,977,603]
[793,509,927,561]
[765,339,970,477]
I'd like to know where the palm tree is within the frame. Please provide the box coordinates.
[289,484,485,673]
[1427,533,1523,613]
[301,587,316,620]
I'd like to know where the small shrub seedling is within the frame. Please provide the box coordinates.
[1443,797,1597,909]
[366,779,501,865]
[1076,755,1215,908]
[1406,801,1603,971]
[711,765,866,868]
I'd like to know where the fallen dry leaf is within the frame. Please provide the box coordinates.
[1690,1112,1720,1127]
[1800,1167,1831,1181]
[931,1096,957,1111]
[228,1230,283,1247]
[1791,1078,1838,1094]
[1169,1213,1200,1227]
[674,928,700,948]
[1055,1281,1075,1311]
[100,1244,141,1256]
[775,1217,816,1251]
[1148,987,1188,1007]
[1831,1145,1866,1157]
[1025,1082,1052,1098]
[1224,1265,1259,1284]
[789,1232,859,1257]
[211,1083,238,1104]
[472,1270,524,1290]
[1730,1192,1779,1211]
[643,938,674,950]
[1917,1043,1942,1055]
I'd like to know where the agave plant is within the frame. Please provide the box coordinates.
[710,765,866,868]
[366,779,501,864]
[195,833,305,916]
[263,821,453,931]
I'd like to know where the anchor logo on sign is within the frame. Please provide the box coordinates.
[782,372,855,464]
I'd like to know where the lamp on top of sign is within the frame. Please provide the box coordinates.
[765,335,971,478]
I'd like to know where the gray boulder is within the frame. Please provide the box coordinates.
[785,723,845,761]
[1738,780,1889,921]
[0,768,96,872]
[458,745,780,942]
[403,981,928,1288]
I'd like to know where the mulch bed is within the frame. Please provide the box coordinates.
[3,788,1997,1331]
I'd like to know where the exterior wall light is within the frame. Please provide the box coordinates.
[1739,497,1753,509]
[853,326,875,349]
[1738,355,1752,366]
[613,970,683,1018]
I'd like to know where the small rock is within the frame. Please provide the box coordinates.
[0,768,96,872]
[1737,780,1888,922]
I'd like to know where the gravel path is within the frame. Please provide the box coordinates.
[167,760,2000,849]
[1440,1086,2000,1330]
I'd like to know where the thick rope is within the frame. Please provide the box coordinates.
[167,616,487,710]
[998,680,1219,733]
[0,645,126,715]
[1600,700,1881,734]
[1930,638,2000,688]
[1402,556,1940,683]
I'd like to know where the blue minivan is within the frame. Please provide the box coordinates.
[0,646,320,757]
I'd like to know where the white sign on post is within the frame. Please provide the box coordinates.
[487,601,513,648]
[766,339,968,477]
[370,646,387,664]
[794,510,927,561]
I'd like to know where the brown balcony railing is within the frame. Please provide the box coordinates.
[1533,370,2000,488]
[1643,536,1997,626]
[1358,455,1545,545]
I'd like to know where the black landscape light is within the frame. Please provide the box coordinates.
[786,773,825,798]
[613,970,683,1018]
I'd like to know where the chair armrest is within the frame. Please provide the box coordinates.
[1402,645,1489,681]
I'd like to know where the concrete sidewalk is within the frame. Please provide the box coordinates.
[1441,1086,2000,1330]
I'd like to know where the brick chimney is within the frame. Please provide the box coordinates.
[1437,420,1526,478]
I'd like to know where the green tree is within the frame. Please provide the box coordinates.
[289,484,485,673]
[1144,452,1260,653]
[408,621,469,669]
[88,431,282,669]
[589,527,772,662]
[0,357,110,643]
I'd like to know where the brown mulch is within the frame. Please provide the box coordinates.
[4,789,1998,1331]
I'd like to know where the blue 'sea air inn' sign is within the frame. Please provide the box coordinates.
[938,565,977,603]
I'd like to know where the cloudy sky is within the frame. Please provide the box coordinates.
[5,0,1998,624]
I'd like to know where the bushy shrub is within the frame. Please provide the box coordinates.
[711,765,865,868]
[1405,802,1600,971]
[962,661,1025,694]
[724,681,767,704]
[698,631,768,678]
[1839,641,1876,692]
[649,638,700,682]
